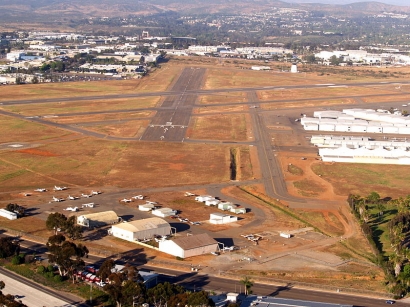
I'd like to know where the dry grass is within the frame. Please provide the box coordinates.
[188,113,248,141]
[312,162,410,197]
[261,98,356,110]
[78,119,150,138]
[0,115,72,143]
[51,112,153,124]
[258,85,395,101]
[3,97,160,116]
[193,105,247,114]
[295,210,344,237]
[198,92,248,105]
[0,138,235,190]
[293,179,326,197]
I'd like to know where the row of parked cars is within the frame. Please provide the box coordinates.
[74,265,106,287]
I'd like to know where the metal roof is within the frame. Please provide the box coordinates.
[79,210,118,222]
[113,217,170,232]
[171,233,217,250]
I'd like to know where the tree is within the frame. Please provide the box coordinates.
[97,259,116,281]
[240,276,253,295]
[5,203,25,217]
[46,213,67,235]
[0,280,28,307]
[0,237,19,258]
[46,234,88,282]
[367,191,381,204]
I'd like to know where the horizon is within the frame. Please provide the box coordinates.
[284,0,409,6]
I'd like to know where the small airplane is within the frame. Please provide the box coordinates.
[184,192,196,197]
[52,196,64,202]
[64,206,78,212]
[67,195,78,200]
[34,188,47,192]
[23,193,31,196]
[81,193,92,198]
[82,203,95,208]
[145,201,157,205]
[91,190,102,195]
[132,195,144,200]
[54,186,67,191]
[120,198,132,203]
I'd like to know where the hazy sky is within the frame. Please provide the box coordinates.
[285,0,409,6]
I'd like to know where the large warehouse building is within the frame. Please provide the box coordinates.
[159,233,218,258]
[110,217,171,242]
[301,108,410,134]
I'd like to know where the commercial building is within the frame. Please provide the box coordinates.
[159,233,218,258]
[110,217,171,242]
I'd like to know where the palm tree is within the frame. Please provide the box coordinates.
[240,276,253,295]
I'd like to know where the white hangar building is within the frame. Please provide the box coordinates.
[159,233,218,258]
[77,210,119,228]
[111,217,171,242]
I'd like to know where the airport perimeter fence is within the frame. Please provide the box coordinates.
[220,271,394,299]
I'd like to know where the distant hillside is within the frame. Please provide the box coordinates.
[0,0,409,20]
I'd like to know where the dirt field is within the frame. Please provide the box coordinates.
[3,97,161,116]
[187,114,249,141]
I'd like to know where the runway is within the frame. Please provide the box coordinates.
[140,67,205,141]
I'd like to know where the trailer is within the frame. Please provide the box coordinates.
[0,208,18,220]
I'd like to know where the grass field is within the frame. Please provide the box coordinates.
[3,97,161,116]
[188,113,249,141]
[312,163,410,197]
[0,115,72,143]
[198,92,248,105]
[0,138,240,190]
[258,86,396,101]
[261,98,356,110]
[0,65,180,102]
[78,119,150,138]
[51,112,153,124]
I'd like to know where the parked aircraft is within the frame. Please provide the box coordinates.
[64,207,79,212]
[54,186,67,191]
[91,190,102,195]
[184,192,196,197]
[52,196,64,202]
[23,193,31,196]
[82,203,95,208]
[81,193,92,198]
[121,198,132,203]
[67,195,78,200]
[34,188,47,192]
[132,195,144,200]
[145,201,157,205]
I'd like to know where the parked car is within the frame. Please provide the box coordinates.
[385,300,395,304]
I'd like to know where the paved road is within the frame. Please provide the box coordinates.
[1,235,402,307]
[0,267,84,307]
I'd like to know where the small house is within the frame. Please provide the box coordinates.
[210,213,238,224]
[152,208,177,218]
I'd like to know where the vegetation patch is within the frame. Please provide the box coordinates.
[287,164,303,176]
[293,179,325,197]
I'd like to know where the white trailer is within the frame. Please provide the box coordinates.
[0,208,18,220]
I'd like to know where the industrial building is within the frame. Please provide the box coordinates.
[158,233,218,258]
[77,210,119,228]
[110,217,171,242]
[301,108,410,134]
[312,135,410,164]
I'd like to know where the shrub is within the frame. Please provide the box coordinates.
[47,265,55,273]
[45,271,55,279]
[176,256,184,261]
[11,256,21,265]
[37,265,46,274]
[53,275,63,283]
